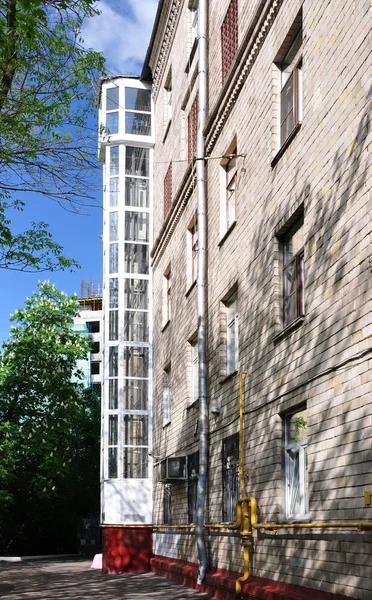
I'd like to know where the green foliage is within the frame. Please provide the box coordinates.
[0,282,100,554]
[0,0,106,271]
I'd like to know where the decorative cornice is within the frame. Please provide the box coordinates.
[151,163,196,267]
[152,0,182,99]
[205,0,282,155]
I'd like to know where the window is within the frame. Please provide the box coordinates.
[188,93,198,161]
[190,338,199,403]
[190,0,198,47]
[222,434,239,522]
[164,163,173,218]
[125,87,151,136]
[221,0,238,84]
[164,484,172,525]
[285,407,308,518]
[273,11,303,155]
[187,216,198,287]
[225,295,238,375]
[163,265,171,325]
[87,321,100,334]
[91,341,100,354]
[164,71,172,125]
[106,86,119,134]
[282,216,304,328]
[91,361,100,375]
[188,451,199,524]
[163,367,171,426]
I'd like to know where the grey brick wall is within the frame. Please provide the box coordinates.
[149,0,372,596]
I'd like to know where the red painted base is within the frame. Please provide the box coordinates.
[151,555,354,600]
[102,527,153,574]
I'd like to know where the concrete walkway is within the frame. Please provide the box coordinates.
[0,557,215,599]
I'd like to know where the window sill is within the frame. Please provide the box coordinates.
[185,38,198,74]
[163,420,171,429]
[272,315,305,344]
[220,370,238,385]
[187,398,199,410]
[162,119,172,143]
[162,320,171,333]
[218,220,237,247]
[271,121,302,168]
[185,280,197,297]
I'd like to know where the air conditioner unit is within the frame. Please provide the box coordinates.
[159,456,187,482]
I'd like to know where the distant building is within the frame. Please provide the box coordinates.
[73,279,103,394]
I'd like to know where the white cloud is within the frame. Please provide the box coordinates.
[81,0,158,75]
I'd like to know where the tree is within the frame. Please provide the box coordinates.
[0,281,101,554]
[0,0,106,271]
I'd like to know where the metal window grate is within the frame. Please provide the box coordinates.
[164,162,173,218]
[221,0,238,84]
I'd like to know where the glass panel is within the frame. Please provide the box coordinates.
[109,211,118,241]
[124,279,148,310]
[191,341,199,401]
[124,414,148,446]
[227,320,236,374]
[109,379,118,410]
[124,243,149,274]
[283,260,296,296]
[125,112,151,136]
[109,415,118,445]
[125,147,149,177]
[123,347,149,378]
[108,448,117,478]
[109,177,119,207]
[283,219,304,264]
[287,448,301,516]
[109,278,119,308]
[283,291,296,327]
[110,146,119,176]
[124,311,148,342]
[125,88,151,112]
[109,310,118,341]
[125,177,149,208]
[123,447,148,478]
[123,379,148,410]
[106,111,119,135]
[287,410,307,444]
[280,73,294,144]
[109,346,118,377]
[109,243,118,274]
[125,211,149,242]
[106,87,119,111]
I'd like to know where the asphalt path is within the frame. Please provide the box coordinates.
[0,558,215,599]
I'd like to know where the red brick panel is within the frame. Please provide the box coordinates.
[221,0,238,84]
[164,162,173,218]
[188,93,198,161]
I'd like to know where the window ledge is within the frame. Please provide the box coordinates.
[162,319,171,333]
[218,220,237,247]
[272,315,305,344]
[271,121,302,168]
[162,119,172,143]
[163,420,171,429]
[185,38,198,73]
[220,370,238,385]
[185,280,197,297]
[186,399,199,410]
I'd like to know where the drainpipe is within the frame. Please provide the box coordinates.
[196,0,208,585]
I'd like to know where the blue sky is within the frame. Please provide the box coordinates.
[0,0,158,343]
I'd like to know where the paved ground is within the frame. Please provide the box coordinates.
[0,558,215,599]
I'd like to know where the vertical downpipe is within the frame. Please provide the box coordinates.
[196,0,208,585]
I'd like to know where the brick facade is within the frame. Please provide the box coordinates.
[146,0,372,598]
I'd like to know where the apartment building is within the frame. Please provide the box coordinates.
[97,76,154,573]
[143,0,372,598]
